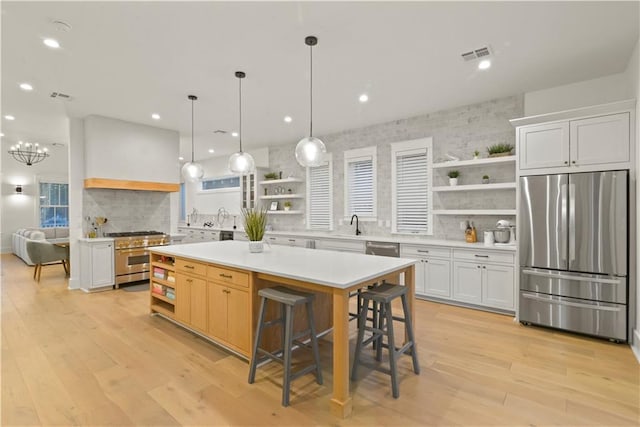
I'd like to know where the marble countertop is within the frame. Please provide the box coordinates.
[151,241,416,289]
[176,224,516,252]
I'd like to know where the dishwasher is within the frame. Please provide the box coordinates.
[365,241,400,258]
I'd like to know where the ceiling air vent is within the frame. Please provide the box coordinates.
[50,91,72,100]
[461,46,492,62]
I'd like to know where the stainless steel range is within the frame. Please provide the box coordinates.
[106,231,169,287]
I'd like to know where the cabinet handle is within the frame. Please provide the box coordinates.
[186,278,193,283]
[572,161,577,165]
[219,273,232,279]
[424,260,428,263]
[477,265,481,269]
[288,239,296,242]
[564,161,568,164]
[474,254,489,258]
[417,250,429,253]
[184,265,195,269]
[269,237,276,240]
[223,289,231,294]
[482,266,486,269]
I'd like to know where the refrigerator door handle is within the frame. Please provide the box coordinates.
[568,182,576,263]
[560,183,568,262]
[521,269,624,285]
[521,292,623,312]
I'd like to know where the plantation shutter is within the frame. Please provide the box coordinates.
[395,148,429,233]
[308,162,332,230]
[346,157,374,217]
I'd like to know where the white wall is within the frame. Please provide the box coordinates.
[84,115,180,183]
[524,72,634,117]
[1,139,69,253]
[628,38,640,359]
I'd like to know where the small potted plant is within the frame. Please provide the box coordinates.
[473,150,480,160]
[264,172,279,180]
[482,175,490,184]
[447,170,460,186]
[283,201,292,211]
[242,207,267,253]
[487,143,514,158]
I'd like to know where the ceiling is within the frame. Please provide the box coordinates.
[2,1,638,161]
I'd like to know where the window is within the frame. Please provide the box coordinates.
[306,154,333,230]
[344,147,376,220]
[391,137,432,235]
[39,181,69,227]
[201,176,240,191]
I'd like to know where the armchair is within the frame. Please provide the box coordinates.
[26,240,69,282]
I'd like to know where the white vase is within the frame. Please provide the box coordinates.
[249,241,264,253]
[284,206,290,211]
[449,178,458,186]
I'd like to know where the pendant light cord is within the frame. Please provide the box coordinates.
[309,42,313,138]
[191,97,195,162]
[239,76,243,153]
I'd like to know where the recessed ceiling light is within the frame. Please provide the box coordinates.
[284,116,292,123]
[19,83,34,91]
[4,115,15,121]
[178,156,184,161]
[359,94,369,103]
[151,113,160,120]
[208,148,215,153]
[43,38,60,49]
[478,60,491,70]
[231,132,239,137]
[0,133,4,137]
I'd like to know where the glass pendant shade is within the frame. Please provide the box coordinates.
[295,136,326,167]
[181,161,204,182]
[228,151,255,175]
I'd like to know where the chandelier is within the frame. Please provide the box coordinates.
[8,141,49,166]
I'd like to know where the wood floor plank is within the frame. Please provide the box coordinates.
[2,253,639,426]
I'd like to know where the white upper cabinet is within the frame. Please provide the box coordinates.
[570,113,630,167]
[513,100,634,175]
[518,122,570,170]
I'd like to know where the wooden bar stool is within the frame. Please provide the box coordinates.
[248,286,323,406]
[351,283,420,398]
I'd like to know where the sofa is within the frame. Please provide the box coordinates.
[12,228,69,265]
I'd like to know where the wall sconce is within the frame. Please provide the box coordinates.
[15,185,23,194]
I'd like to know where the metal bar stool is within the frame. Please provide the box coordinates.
[351,282,420,398]
[248,286,323,406]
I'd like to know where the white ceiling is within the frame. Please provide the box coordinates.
[2,1,638,161]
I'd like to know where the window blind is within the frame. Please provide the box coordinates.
[395,149,429,233]
[308,162,332,230]
[347,158,374,217]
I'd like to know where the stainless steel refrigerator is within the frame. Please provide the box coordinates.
[519,170,628,341]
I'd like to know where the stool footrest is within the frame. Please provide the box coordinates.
[289,364,320,381]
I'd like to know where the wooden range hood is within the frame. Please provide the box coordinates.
[84,178,180,192]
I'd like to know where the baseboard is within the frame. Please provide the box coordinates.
[68,277,80,290]
[632,329,640,364]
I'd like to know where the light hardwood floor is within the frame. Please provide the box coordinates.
[1,253,638,426]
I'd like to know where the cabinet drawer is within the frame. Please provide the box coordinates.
[453,249,514,264]
[176,258,207,276]
[208,266,249,288]
[401,245,451,259]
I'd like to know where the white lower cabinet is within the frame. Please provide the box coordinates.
[452,260,515,311]
[402,244,515,313]
[79,238,115,291]
[422,258,451,298]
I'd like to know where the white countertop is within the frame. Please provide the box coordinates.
[151,241,416,289]
[177,226,516,252]
[77,237,114,243]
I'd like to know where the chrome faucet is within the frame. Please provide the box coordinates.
[350,214,361,235]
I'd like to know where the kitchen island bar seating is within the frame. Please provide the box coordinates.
[248,286,323,406]
[351,282,420,398]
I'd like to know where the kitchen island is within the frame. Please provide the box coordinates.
[148,240,416,418]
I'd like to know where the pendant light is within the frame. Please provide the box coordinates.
[228,71,255,175]
[295,35,326,167]
[181,95,205,182]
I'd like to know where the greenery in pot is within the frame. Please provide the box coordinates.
[487,143,514,157]
[264,172,279,180]
[447,170,460,179]
[482,175,490,184]
[242,208,267,241]
[283,201,292,208]
[473,150,480,158]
